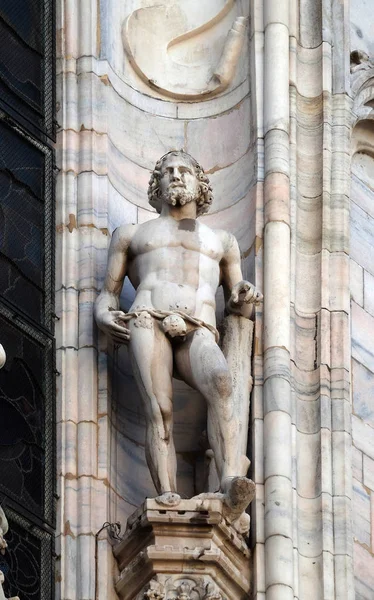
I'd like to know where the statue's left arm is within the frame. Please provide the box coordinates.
[219,231,262,319]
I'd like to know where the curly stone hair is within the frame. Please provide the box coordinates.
[147,151,213,217]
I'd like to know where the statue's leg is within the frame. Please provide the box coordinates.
[174,329,246,487]
[128,316,178,500]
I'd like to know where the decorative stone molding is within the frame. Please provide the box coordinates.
[114,498,251,600]
[142,577,223,600]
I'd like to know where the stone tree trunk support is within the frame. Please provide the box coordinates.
[221,315,254,462]
[263,1,293,599]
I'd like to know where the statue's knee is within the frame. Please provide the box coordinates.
[148,395,172,428]
[211,368,232,397]
[158,397,173,435]
[160,405,172,425]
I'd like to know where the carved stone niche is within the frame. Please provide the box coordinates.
[114,498,251,600]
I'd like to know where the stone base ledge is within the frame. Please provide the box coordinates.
[114,498,251,600]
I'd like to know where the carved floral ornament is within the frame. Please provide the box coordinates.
[143,578,224,600]
[122,0,248,100]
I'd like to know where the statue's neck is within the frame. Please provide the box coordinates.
[160,202,197,220]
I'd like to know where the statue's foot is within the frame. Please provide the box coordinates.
[154,492,181,507]
[221,476,255,523]
[192,479,253,536]
[192,491,224,501]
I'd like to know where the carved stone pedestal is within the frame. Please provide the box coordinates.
[114,498,251,600]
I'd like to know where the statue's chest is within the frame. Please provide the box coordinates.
[132,225,222,261]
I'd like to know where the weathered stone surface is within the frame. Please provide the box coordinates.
[353,447,363,483]
[351,302,374,373]
[363,455,374,492]
[354,543,374,600]
[352,359,374,429]
[351,202,374,278]
[352,416,374,462]
[350,259,364,306]
[352,480,371,547]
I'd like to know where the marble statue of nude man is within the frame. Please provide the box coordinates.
[95,151,261,515]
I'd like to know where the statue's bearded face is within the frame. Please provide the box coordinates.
[159,155,200,208]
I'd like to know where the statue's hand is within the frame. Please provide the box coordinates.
[96,309,130,345]
[227,281,263,314]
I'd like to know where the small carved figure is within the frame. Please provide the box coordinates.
[175,581,194,600]
[0,345,6,369]
[144,579,165,600]
[0,508,8,556]
[204,583,223,600]
[95,151,261,522]
[0,508,19,600]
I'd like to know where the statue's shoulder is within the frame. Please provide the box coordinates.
[112,223,139,247]
[214,228,237,252]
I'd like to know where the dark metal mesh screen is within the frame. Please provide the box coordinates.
[0,0,56,597]
[0,305,55,525]
[0,115,54,331]
[0,0,55,140]
[0,507,54,600]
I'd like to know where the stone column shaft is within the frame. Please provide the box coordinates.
[263,1,293,599]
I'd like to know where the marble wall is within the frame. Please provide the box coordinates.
[350,2,374,596]
[350,149,374,599]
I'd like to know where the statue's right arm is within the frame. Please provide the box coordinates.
[94,225,136,345]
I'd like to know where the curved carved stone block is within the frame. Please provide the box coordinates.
[122,1,247,100]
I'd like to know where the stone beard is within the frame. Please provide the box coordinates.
[95,150,262,534]
[164,184,196,207]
